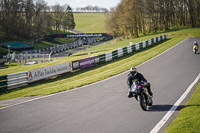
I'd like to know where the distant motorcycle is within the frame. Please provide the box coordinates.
[130,81,153,111]
[193,45,198,54]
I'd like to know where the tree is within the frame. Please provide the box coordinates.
[25,0,35,38]
[105,8,120,36]
[62,5,75,32]
[0,0,76,41]
[105,0,200,38]
[186,0,196,27]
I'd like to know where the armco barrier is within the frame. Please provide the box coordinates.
[20,39,83,55]
[0,35,166,91]
[0,72,28,91]
[99,54,106,63]
[103,35,166,62]
[0,75,7,91]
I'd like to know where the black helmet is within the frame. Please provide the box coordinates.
[130,67,137,76]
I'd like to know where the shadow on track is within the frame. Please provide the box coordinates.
[149,104,200,112]
[150,104,183,112]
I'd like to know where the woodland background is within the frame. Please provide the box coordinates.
[105,0,200,38]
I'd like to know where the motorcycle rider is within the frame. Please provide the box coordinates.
[193,42,199,53]
[127,67,153,98]
[193,42,199,47]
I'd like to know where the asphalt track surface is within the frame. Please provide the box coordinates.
[0,38,200,133]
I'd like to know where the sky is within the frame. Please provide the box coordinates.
[46,0,121,10]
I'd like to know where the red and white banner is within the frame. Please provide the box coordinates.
[28,62,72,82]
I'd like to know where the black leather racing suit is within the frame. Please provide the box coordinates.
[127,72,153,96]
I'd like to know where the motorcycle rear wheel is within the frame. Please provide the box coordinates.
[148,98,153,106]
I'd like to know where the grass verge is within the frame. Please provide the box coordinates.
[164,81,200,133]
[74,13,106,33]
[0,34,186,100]
[0,28,199,100]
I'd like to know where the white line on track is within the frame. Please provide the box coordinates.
[0,38,188,110]
[150,73,200,133]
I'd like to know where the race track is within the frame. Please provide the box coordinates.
[0,38,200,133]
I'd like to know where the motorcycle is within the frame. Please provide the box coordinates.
[130,81,153,111]
[193,45,198,54]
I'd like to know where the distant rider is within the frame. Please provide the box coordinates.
[193,42,199,47]
[127,67,153,98]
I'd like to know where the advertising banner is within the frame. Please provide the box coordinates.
[28,62,72,82]
[162,35,166,40]
[118,48,123,57]
[135,43,140,50]
[131,44,136,51]
[106,52,112,62]
[79,56,99,69]
[72,60,80,70]
[72,56,100,70]
[158,36,161,42]
[139,42,143,49]
[123,47,128,55]
[99,54,106,63]
[127,46,132,53]
[154,37,157,43]
[112,50,118,59]
[51,33,108,38]
[142,41,146,48]
[148,39,152,46]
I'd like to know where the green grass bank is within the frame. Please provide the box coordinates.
[164,81,200,133]
[0,28,200,100]
[74,13,106,33]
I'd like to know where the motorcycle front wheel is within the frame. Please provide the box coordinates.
[138,94,147,111]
